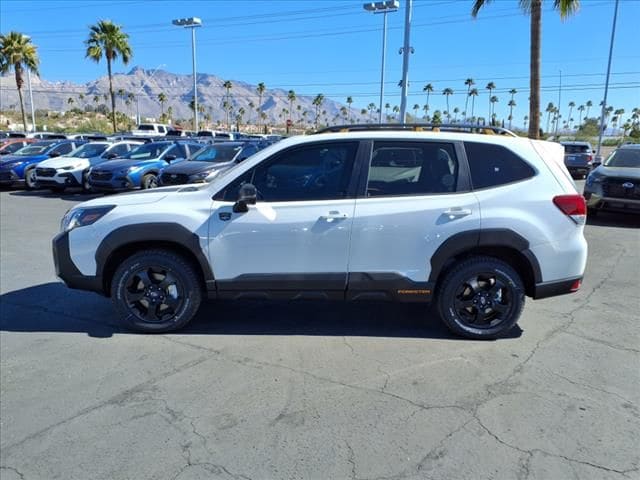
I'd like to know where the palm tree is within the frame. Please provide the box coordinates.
[287,89,296,127]
[346,96,353,123]
[256,82,266,127]
[247,101,255,126]
[524,115,529,130]
[158,92,167,116]
[0,32,39,131]
[413,104,420,121]
[423,83,434,116]
[508,99,516,129]
[545,102,555,133]
[223,80,233,128]
[464,78,475,121]
[484,82,496,120]
[442,88,453,120]
[312,94,324,130]
[577,104,585,127]
[392,105,400,122]
[78,93,85,109]
[472,0,580,139]
[613,108,625,131]
[469,88,479,121]
[567,101,575,129]
[422,104,430,121]
[453,107,460,123]
[385,102,391,120]
[367,102,376,123]
[93,95,100,105]
[237,107,246,129]
[85,20,132,132]
[490,96,499,125]
[67,97,74,109]
[585,100,593,119]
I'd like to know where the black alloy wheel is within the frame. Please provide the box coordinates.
[124,265,184,323]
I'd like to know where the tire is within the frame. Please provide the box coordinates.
[82,170,92,193]
[436,256,525,340]
[24,167,38,190]
[110,249,203,333]
[141,173,158,189]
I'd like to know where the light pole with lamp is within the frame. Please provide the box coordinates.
[134,63,166,125]
[172,17,202,131]
[363,1,399,124]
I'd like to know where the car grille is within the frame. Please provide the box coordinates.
[0,171,12,181]
[602,178,640,200]
[90,171,113,181]
[36,168,56,177]
[161,172,189,185]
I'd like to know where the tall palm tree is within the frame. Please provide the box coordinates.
[545,102,555,133]
[524,115,529,130]
[490,96,499,125]
[585,100,593,118]
[423,83,434,116]
[413,104,420,121]
[367,102,376,123]
[442,88,453,121]
[567,101,575,128]
[422,104,430,121]
[576,104,585,127]
[223,80,233,128]
[453,107,460,123]
[247,101,255,126]
[508,99,516,129]
[473,0,580,139]
[484,82,496,120]
[85,20,132,132]
[256,82,266,127]
[469,88,479,121]
[464,78,475,121]
[0,32,39,131]
[158,92,167,116]
[312,94,324,130]
[93,95,100,105]
[287,89,296,126]
[346,96,353,123]
[385,102,391,119]
[392,105,400,122]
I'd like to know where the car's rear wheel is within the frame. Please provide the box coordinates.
[82,170,92,192]
[24,167,38,190]
[111,249,202,333]
[437,256,525,339]
[141,173,158,189]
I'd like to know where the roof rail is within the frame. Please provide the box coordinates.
[314,123,518,137]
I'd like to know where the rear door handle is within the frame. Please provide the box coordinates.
[320,211,348,221]
[443,207,472,219]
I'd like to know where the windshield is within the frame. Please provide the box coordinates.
[13,145,49,156]
[191,145,241,163]
[122,143,169,160]
[604,148,640,168]
[563,144,591,154]
[136,125,154,131]
[69,143,109,158]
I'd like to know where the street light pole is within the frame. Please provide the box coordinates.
[363,1,399,124]
[172,17,202,131]
[596,0,619,160]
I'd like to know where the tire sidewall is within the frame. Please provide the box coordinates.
[25,167,37,190]
[438,260,524,339]
[142,174,157,189]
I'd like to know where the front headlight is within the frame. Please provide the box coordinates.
[127,166,143,174]
[60,205,115,232]
[586,174,603,187]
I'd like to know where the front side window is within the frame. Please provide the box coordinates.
[108,144,130,157]
[124,143,170,160]
[465,142,535,189]
[52,143,73,155]
[218,142,358,202]
[366,141,459,197]
[71,143,109,158]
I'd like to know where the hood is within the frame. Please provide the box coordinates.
[162,160,232,175]
[0,154,48,167]
[37,156,89,169]
[592,165,640,179]
[78,184,208,209]
[91,158,160,171]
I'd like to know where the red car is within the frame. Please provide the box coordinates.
[0,138,37,156]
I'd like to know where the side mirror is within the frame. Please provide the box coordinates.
[232,183,257,213]
[592,161,601,168]
[164,154,177,162]
[49,151,61,158]
[235,156,247,163]
[105,152,118,159]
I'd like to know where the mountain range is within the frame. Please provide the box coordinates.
[0,66,361,126]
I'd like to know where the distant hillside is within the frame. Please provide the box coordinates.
[0,66,363,126]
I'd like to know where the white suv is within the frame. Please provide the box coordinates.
[35,141,142,192]
[53,125,588,339]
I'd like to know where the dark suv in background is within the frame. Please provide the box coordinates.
[561,141,595,178]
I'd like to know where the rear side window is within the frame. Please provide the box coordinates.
[564,144,590,154]
[367,141,459,197]
[464,142,535,189]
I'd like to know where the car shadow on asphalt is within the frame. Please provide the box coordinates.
[0,282,522,341]
[7,189,105,202]
[587,211,640,229]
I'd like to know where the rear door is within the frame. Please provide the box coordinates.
[347,140,480,299]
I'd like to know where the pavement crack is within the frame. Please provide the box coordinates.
[345,440,357,480]
[560,331,640,354]
[342,336,355,355]
[0,466,25,480]
[547,369,636,406]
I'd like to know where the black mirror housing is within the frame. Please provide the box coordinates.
[105,153,118,159]
[232,183,257,213]
[164,154,177,161]
[49,152,60,158]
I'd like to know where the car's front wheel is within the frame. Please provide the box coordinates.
[141,173,158,189]
[24,167,38,190]
[111,249,202,333]
[437,256,525,339]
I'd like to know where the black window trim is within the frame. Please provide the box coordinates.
[354,138,471,199]
[462,140,538,192]
[213,139,366,202]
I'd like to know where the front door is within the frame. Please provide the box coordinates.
[208,141,361,298]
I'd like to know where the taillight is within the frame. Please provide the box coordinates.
[553,194,586,224]
[570,279,582,292]
[586,154,593,163]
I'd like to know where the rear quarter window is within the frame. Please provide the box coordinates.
[464,142,535,189]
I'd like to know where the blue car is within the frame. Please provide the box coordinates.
[0,140,85,189]
[88,140,203,191]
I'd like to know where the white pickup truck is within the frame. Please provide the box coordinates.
[131,123,170,137]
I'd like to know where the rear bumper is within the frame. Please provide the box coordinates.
[52,231,104,294]
[533,276,582,299]
[585,193,640,214]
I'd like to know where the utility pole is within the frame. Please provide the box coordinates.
[597,0,619,160]
[398,0,413,123]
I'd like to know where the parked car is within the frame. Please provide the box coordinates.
[34,141,143,192]
[131,123,170,137]
[26,132,69,140]
[88,141,202,191]
[160,142,258,186]
[560,141,595,178]
[583,144,640,215]
[196,130,236,142]
[0,140,85,189]
[0,138,36,156]
[53,124,587,339]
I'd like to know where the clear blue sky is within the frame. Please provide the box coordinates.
[1,0,639,126]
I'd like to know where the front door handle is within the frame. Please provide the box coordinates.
[320,211,348,221]
[444,207,472,219]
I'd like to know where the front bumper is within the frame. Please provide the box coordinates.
[584,191,640,214]
[0,169,20,185]
[37,172,81,188]
[52,231,104,294]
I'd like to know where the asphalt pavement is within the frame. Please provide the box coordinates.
[1,184,639,480]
